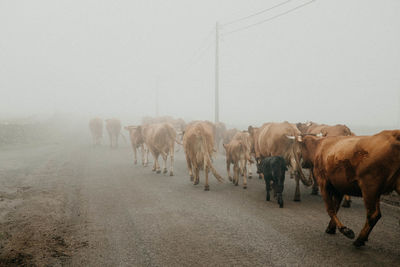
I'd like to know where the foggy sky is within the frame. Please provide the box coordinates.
[1,0,399,127]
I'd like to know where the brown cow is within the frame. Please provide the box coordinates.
[105,118,122,148]
[296,121,354,207]
[140,123,177,175]
[124,126,149,166]
[223,132,253,189]
[296,121,352,137]
[249,122,313,201]
[183,121,223,190]
[298,131,400,247]
[89,118,103,145]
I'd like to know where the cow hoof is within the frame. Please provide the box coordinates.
[293,198,301,202]
[194,181,199,185]
[156,170,161,174]
[258,175,262,180]
[266,196,270,201]
[353,239,365,247]
[279,202,283,208]
[228,176,232,182]
[243,185,247,189]
[190,175,194,181]
[204,185,210,191]
[169,171,174,176]
[163,169,167,174]
[248,175,252,179]
[339,227,355,239]
[342,199,352,208]
[325,227,336,235]
[235,183,238,186]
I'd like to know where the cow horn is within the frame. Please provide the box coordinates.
[286,135,295,140]
[316,132,323,138]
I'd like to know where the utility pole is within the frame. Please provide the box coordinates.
[155,78,159,117]
[214,21,220,124]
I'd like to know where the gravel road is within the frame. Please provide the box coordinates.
[0,139,399,266]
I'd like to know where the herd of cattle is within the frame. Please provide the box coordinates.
[89,116,400,248]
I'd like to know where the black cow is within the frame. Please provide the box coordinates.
[259,156,287,208]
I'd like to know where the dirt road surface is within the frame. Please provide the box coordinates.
[0,139,399,266]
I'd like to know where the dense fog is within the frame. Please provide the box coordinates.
[1,0,399,131]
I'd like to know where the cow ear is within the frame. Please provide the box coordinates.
[297,135,303,142]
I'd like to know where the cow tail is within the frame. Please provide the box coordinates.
[201,135,223,183]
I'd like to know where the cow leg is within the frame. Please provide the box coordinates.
[204,165,210,191]
[162,153,168,174]
[144,147,149,167]
[265,178,271,201]
[342,195,352,208]
[185,152,194,181]
[194,165,200,185]
[293,175,301,202]
[248,160,253,179]
[277,173,285,208]
[233,163,239,186]
[325,192,344,234]
[354,191,381,247]
[133,147,138,164]
[155,153,161,174]
[320,180,354,239]
[227,161,232,182]
[310,169,319,195]
[150,149,157,172]
[242,160,247,189]
[169,146,174,176]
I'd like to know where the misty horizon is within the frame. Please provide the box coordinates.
[1,0,399,129]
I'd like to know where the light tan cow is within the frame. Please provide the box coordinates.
[232,131,254,178]
[183,121,223,190]
[140,123,177,175]
[105,118,122,148]
[89,118,103,146]
[124,126,149,166]
[223,132,253,189]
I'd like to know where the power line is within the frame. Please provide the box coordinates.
[221,0,293,26]
[222,0,316,36]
